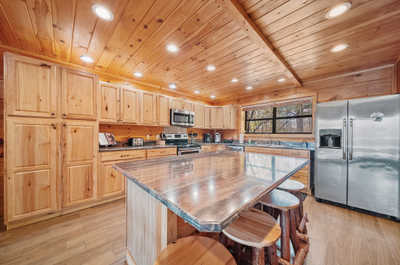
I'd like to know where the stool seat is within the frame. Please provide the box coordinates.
[278,179,305,192]
[223,208,281,249]
[154,236,237,265]
[259,189,299,211]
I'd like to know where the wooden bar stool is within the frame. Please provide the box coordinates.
[222,208,281,265]
[278,180,307,233]
[154,236,237,265]
[259,189,300,262]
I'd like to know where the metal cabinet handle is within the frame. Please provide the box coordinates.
[349,118,354,160]
[342,118,347,160]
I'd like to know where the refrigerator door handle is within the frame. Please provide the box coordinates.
[349,118,354,160]
[342,118,347,160]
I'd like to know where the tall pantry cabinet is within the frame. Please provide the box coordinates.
[3,53,98,227]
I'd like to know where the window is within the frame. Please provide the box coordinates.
[245,100,313,134]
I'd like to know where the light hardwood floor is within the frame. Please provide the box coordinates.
[0,197,399,265]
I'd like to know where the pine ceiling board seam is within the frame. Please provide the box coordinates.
[86,0,130,66]
[0,1,20,47]
[140,1,224,76]
[106,0,183,74]
[274,0,399,51]
[51,0,76,61]
[217,0,302,87]
[25,0,55,57]
[70,0,98,64]
[119,0,207,76]
[95,0,157,70]
[145,11,233,76]
[247,0,291,20]
[0,0,42,52]
[254,0,315,26]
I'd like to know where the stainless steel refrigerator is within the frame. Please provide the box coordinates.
[315,94,400,219]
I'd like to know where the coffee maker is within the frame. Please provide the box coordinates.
[203,133,212,143]
[214,132,221,143]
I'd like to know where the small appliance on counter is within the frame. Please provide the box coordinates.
[99,133,117,147]
[203,133,212,143]
[128,137,144,147]
[214,132,221,143]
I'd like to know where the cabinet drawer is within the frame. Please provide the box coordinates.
[146,148,177,159]
[245,147,309,159]
[100,150,146,162]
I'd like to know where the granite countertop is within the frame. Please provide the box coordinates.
[114,150,309,232]
[99,144,176,152]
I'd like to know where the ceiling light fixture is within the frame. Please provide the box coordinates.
[231,78,239,83]
[133,72,143,78]
[194,90,200,94]
[246,86,253,90]
[210,95,216,99]
[168,83,177,89]
[80,55,94,63]
[166,44,179,53]
[92,4,114,21]
[277,78,286,83]
[331,43,349,53]
[326,2,352,19]
[206,65,216,72]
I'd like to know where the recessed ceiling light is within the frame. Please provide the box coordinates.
[169,83,177,89]
[231,78,239,83]
[166,44,179,53]
[246,86,253,90]
[326,2,352,19]
[331,43,349,53]
[194,90,200,94]
[80,55,94,63]
[133,72,143,78]
[92,4,114,21]
[206,65,216,72]
[210,95,216,99]
[278,78,286,83]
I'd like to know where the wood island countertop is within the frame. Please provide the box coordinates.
[114,150,309,232]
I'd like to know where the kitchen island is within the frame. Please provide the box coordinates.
[114,150,309,265]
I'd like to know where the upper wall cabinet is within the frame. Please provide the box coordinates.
[204,107,211,129]
[121,87,140,124]
[171,99,193,112]
[5,53,57,118]
[61,68,97,120]
[100,83,120,122]
[158,95,170,126]
[211,107,224,129]
[194,104,205,128]
[141,92,157,125]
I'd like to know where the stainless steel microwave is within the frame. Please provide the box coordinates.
[170,109,195,127]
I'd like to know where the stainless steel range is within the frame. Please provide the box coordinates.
[162,133,201,155]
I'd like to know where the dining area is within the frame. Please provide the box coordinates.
[114,150,310,265]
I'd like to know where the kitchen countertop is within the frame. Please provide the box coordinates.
[114,150,308,232]
[99,144,176,152]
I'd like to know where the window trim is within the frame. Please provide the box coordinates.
[245,103,313,134]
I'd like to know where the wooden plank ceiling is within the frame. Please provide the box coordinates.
[0,0,399,104]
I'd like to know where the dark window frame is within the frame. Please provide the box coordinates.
[245,102,313,134]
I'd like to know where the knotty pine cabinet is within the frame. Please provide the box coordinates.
[121,87,140,124]
[141,92,157,125]
[171,99,193,111]
[194,103,205,128]
[62,120,98,208]
[100,83,120,122]
[158,95,171,126]
[61,68,98,120]
[210,107,224,129]
[4,53,58,118]
[223,105,237,129]
[5,118,59,222]
[204,107,211,128]
[98,162,125,199]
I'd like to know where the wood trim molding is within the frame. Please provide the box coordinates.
[216,0,302,87]
[395,56,400,94]
[0,44,213,105]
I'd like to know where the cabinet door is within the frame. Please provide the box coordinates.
[171,99,183,110]
[230,107,237,129]
[158,95,170,126]
[98,162,124,198]
[194,104,204,128]
[121,88,140,123]
[142,92,157,125]
[183,101,193,112]
[6,118,58,222]
[5,53,57,118]
[62,120,97,207]
[223,106,232,129]
[100,83,120,122]
[61,68,97,120]
[210,108,218,129]
[204,107,211,129]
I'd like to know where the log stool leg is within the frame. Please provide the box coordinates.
[267,244,279,265]
[252,248,265,265]
[280,209,291,261]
